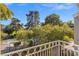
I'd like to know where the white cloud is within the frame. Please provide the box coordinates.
[41,4,54,7]
[4,3,74,10]
[55,4,73,10]
[4,3,13,6]
[5,3,28,6]
[55,5,65,10]
[41,3,74,10]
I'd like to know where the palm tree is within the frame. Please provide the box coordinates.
[0,3,14,20]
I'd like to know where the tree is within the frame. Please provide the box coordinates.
[62,24,74,38]
[45,13,61,25]
[30,26,41,44]
[30,23,74,44]
[39,24,53,43]
[31,24,53,44]
[4,18,22,32]
[0,4,14,39]
[0,3,14,20]
[10,18,22,31]
[15,23,74,45]
[67,20,74,28]
[3,25,13,34]
[15,28,33,46]
[47,25,64,41]
[3,18,22,38]
[26,11,40,28]
[47,24,74,42]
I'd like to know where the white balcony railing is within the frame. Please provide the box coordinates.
[1,40,79,56]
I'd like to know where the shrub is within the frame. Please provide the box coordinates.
[15,28,33,46]
[63,35,74,42]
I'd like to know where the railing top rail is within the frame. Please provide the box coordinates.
[60,45,79,52]
[1,40,61,55]
[1,40,79,56]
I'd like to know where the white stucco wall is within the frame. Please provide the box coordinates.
[74,13,79,44]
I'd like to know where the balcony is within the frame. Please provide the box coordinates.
[1,40,79,56]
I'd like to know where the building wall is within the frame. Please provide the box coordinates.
[74,13,79,44]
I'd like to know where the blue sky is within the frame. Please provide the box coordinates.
[0,3,78,25]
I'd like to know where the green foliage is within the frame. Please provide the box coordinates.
[63,35,74,42]
[15,28,33,45]
[0,3,14,20]
[0,31,8,40]
[30,24,74,44]
[48,24,73,42]
[2,22,74,45]
[3,25,13,34]
[67,20,74,28]
[39,24,53,43]
[47,25,64,41]
[10,18,22,31]
[45,13,62,25]
[26,11,40,28]
[62,24,74,38]
[1,9,74,46]
[3,18,22,38]
[30,24,53,44]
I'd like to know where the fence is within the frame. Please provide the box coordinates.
[1,40,79,56]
